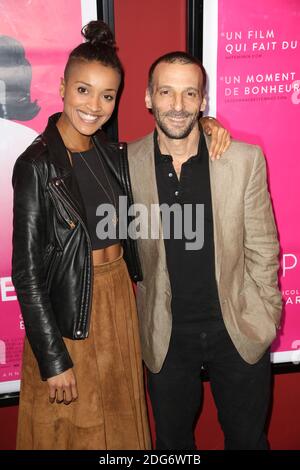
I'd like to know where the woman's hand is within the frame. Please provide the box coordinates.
[47,368,78,405]
[200,116,231,160]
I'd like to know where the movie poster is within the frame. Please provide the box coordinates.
[0,0,97,394]
[203,0,300,363]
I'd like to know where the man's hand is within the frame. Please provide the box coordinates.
[200,116,231,160]
[47,368,78,405]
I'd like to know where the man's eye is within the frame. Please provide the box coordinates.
[77,86,88,94]
[160,90,169,95]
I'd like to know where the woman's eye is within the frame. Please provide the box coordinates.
[103,95,114,101]
[77,86,88,94]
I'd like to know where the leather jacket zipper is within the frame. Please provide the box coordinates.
[48,189,77,230]
[68,220,76,229]
[49,178,93,338]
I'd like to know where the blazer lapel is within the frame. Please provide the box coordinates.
[128,132,160,215]
[128,133,167,276]
[205,135,231,284]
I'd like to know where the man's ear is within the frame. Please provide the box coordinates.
[200,96,207,112]
[59,78,65,100]
[145,88,153,110]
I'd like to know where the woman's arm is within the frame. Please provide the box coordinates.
[12,157,73,380]
[200,116,231,160]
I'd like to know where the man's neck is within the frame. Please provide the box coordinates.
[156,125,200,163]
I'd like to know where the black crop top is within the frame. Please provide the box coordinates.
[72,147,123,250]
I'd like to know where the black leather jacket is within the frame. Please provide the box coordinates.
[12,113,142,380]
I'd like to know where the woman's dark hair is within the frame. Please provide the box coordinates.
[64,20,123,80]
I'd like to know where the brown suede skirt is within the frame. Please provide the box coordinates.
[16,254,151,450]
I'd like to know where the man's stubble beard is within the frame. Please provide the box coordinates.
[152,107,200,140]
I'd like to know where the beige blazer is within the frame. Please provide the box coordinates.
[127,132,282,373]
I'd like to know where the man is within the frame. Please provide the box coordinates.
[126,51,282,450]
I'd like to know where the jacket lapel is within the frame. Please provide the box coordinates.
[42,113,87,222]
[136,135,159,203]
[205,134,231,284]
[128,133,167,277]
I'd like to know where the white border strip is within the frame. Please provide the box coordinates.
[0,380,20,394]
[271,350,299,364]
[81,0,98,29]
[203,0,218,117]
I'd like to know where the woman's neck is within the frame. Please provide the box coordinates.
[56,114,92,152]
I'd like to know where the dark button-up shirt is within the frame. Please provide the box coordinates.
[154,130,222,326]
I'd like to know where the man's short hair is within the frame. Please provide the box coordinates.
[148,51,207,94]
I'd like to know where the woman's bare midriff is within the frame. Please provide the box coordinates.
[92,243,122,265]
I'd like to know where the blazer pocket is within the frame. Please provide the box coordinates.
[240,280,278,326]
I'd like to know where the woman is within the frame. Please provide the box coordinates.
[13,20,150,451]
[12,21,228,450]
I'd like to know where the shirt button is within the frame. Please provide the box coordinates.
[168,172,173,177]
[175,190,179,196]
[200,332,207,339]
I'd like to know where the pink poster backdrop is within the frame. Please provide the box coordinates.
[0,0,96,393]
[215,0,300,362]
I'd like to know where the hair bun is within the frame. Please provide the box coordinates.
[82,20,116,48]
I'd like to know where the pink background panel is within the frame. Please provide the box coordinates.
[217,0,300,355]
[0,0,83,384]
